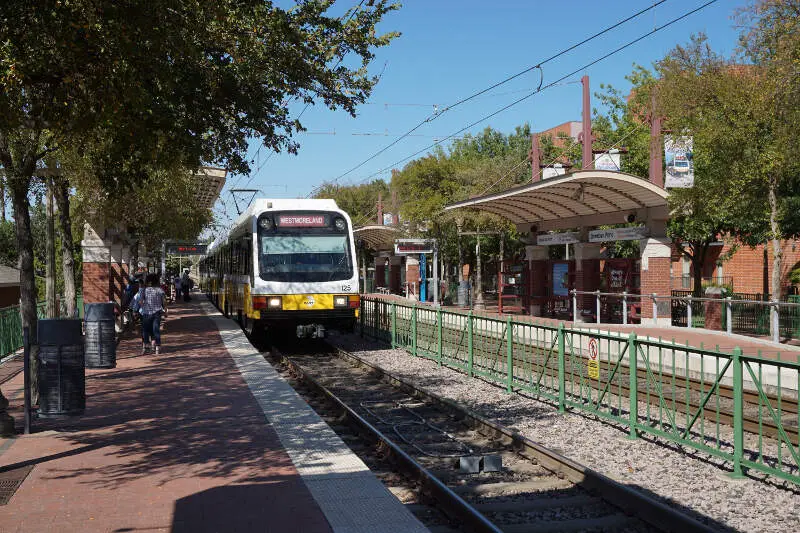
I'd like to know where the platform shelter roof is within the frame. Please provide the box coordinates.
[354,225,400,251]
[444,170,669,231]
[193,167,227,210]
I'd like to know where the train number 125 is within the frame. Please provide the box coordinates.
[341,284,351,292]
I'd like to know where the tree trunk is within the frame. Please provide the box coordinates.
[54,177,76,318]
[45,180,57,318]
[691,248,704,298]
[768,175,782,336]
[8,175,38,403]
[1,179,5,221]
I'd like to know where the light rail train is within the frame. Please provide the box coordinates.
[199,199,359,339]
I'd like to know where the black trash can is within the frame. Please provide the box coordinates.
[84,303,116,369]
[37,318,85,418]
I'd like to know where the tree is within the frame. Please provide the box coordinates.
[0,0,398,412]
[313,179,390,227]
[737,0,800,304]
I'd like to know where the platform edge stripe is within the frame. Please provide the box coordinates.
[201,302,429,533]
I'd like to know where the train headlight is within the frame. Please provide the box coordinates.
[268,297,282,309]
[259,217,273,230]
[333,295,348,308]
[334,217,346,231]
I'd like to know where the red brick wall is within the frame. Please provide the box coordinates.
[673,240,800,296]
[405,263,420,297]
[575,259,600,313]
[640,256,671,319]
[83,262,110,303]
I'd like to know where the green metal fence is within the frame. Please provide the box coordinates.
[360,297,800,485]
[0,295,84,359]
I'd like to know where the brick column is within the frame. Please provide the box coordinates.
[374,257,386,291]
[704,286,724,330]
[82,223,112,304]
[405,256,420,300]
[573,243,601,321]
[526,245,548,316]
[640,237,672,326]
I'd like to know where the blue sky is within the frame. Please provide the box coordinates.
[217,0,743,223]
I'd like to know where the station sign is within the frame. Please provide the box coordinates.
[166,243,207,255]
[394,239,434,255]
[588,226,649,243]
[536,232,580,246]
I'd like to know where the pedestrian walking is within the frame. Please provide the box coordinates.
[173,275,182,303]
[181,269,192,302]
[138,273,167,354]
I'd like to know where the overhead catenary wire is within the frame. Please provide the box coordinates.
[316,0,668,193]
[238,0,368,192]
[345,0,717,188]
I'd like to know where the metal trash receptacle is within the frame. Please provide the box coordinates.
[458,281,470,308]
[84,303,116,369]
[37,318,85,418]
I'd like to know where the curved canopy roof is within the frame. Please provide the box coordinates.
[354,225,400,251]
[444,170,669,230]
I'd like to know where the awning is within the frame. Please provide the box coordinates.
[193,167,227,210]
[444,170,669,231]
[354,225,400,251]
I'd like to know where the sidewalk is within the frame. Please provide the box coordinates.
[0,301,333,532]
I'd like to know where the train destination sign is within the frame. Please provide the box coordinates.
[166,243,207,255]
[394,239,434,255]
[278,214,327,227]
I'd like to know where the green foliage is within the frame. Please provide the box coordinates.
[313,179,390,227]
[0,219,16,267]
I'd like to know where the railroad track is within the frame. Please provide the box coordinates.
[265,338,717,533]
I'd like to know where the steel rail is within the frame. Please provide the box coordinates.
[325,345,715,533]
[276,349,503,533]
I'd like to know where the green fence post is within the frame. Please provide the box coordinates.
[506,316,513,393]
[411,304,418,357]
[437,308,443,366]
[731,346,745,478]
[557,322,566,413]
[391,303,397,349]
[627,332,638,440]
[467,312,474,377]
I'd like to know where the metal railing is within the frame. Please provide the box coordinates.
[569,290,800,343]
[359,297,800,485]
[0,295,83,359]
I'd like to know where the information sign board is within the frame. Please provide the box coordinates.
[166,243,208,255]
[394,239,434,255]
[588,227,648,243]
[537,232,580,246]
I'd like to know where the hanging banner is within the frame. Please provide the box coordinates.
[383,213,393,226]
[593,150,621,171]
[537,231,580,246]
[664,136,694,188]
[588,226,649,243]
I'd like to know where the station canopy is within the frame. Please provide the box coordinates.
[444,170,669,231]
[353,224,400,251]
[193,167,227,210]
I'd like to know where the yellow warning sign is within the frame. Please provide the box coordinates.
[588,359,600,380]
[588,338,600,379]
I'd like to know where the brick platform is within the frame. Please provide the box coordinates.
[0,302,335,532]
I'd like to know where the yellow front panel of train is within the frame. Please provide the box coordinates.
[282,294,334,310]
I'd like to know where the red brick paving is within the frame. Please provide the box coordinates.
[0,301,333,533]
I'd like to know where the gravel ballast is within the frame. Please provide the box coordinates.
[330,333,800,533]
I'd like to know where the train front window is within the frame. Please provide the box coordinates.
[259,232,353,282]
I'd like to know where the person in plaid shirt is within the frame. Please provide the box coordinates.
[138,273,167,354]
